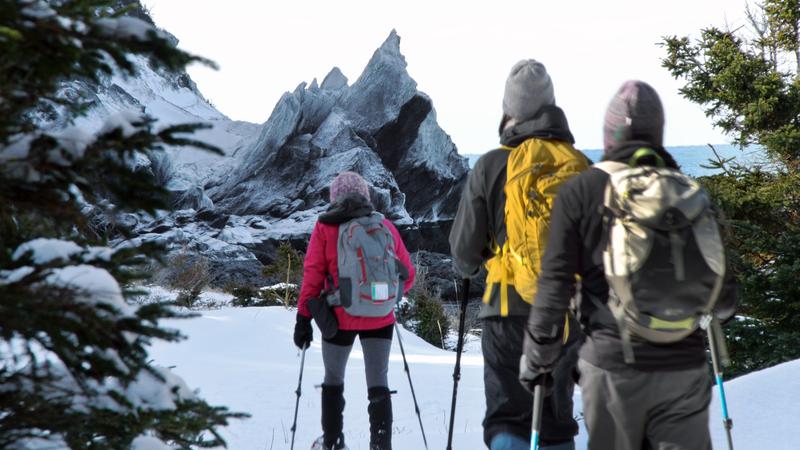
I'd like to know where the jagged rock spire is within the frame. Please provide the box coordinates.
[321,67,348,90]
[209,29,468,223]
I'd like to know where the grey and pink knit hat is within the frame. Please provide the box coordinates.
[603,80,665,152]
[329,171,370,203]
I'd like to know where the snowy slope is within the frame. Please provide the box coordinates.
[148,306,489,449]
[147,306,798,450]
[710,358,800,448]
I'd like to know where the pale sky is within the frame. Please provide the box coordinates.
[144,0,750,153]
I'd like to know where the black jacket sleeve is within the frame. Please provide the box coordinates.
[527,181,581,340]
[449,156,491,277]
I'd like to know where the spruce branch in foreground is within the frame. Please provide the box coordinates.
[0,0,244,447]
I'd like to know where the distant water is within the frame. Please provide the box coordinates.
[465,144,765,177]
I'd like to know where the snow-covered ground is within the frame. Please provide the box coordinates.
[148,305,799,449]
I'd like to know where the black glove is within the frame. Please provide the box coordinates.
[522,328,563,366]
[519,329,562,395]
[519,354,554,395]
[294,314,313,349]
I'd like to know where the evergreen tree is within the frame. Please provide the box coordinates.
[262,241,305,287]
[662,0,800,378]
[0,0,244,447]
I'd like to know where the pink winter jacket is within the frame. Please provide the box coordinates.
[297,218,415,330]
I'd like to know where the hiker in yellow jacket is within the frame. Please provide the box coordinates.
[449,60,588,450]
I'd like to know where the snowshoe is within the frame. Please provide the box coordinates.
[311,435,348,450]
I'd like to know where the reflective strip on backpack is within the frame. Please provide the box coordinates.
[648,316,695,330]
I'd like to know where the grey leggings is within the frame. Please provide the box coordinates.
[322,324,393,388]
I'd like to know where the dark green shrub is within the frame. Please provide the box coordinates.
[398,264,450,349]
[175,286,202,308]
[263,241,304,284]
[229,286,258,307]
[263,284,299,308]
[228,284,299,308]
[261,241,304,309]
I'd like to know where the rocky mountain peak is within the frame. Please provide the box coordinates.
[343,30,417,133]
[375,29,404,64]
[76,29,470,288]
[321,67,348,91]
[207,30,468,224]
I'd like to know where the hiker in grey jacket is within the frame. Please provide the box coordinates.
[450,60,583,450]
[519,80,738,450]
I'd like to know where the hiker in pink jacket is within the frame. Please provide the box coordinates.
[293,171,415,450]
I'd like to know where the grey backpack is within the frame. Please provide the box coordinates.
[595,149,726,363]
[327,212,403,317]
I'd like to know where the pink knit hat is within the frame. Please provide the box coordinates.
[603,80,664,152]
[329,171,370,203]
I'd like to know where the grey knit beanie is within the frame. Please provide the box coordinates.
[330,171,370,203]
[502,59,555,121]
[603,80,665,152]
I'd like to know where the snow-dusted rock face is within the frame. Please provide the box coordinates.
[33,51,260,214]
[44,21,468,287]
[208,30,469,223]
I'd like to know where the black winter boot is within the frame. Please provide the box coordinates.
[367,386,392,450]
[321,384,346,449]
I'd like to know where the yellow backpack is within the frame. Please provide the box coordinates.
[484,138,588,316]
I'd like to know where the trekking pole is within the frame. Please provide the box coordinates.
[394,321,429,449]
[706,317,734,450]
[289,345,307,450]
[446,278,471,450]
[530,384,545,450]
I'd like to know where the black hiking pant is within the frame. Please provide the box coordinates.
[481,317,579,448]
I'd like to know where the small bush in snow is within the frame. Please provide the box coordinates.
[157,249,209,308]
[229,285,268,307]
[398,264,450,349]
[228,284,299,308]
[261,283,299,307]
[175,288,201,308]
[262,241,304,285]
